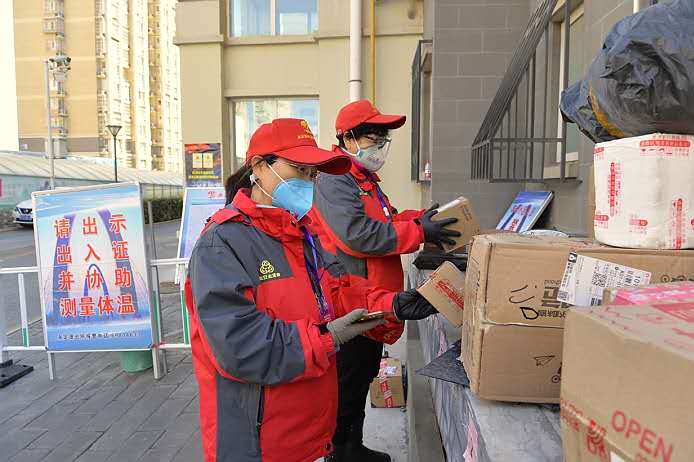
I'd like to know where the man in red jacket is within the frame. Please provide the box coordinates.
[313,100,460,462]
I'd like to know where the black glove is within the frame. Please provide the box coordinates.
[392,289,439,321]
[420,203,461,249]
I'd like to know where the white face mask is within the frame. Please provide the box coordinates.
[350,134,392,172]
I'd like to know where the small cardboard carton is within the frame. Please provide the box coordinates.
[370,357,405,408]
[432,197,480,253]
[603,281,694,306]
[561,304,694,462]
[417,261,466,327]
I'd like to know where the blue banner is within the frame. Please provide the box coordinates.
[33,183,153,351]
[177,187,226,259]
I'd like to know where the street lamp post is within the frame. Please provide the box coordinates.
[44,55,71,190]
[107,124,122,182]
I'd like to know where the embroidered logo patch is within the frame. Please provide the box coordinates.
[259,260,281,281]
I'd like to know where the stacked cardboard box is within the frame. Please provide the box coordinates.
[461,233,694,403]
[561,290,694,461]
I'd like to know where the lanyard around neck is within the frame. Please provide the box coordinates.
[300,227,332,322]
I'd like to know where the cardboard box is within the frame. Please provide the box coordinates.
[461,233,694,402]
[432,197,480,253]
[604,281,694,305]
[461,234,597,402]
[561,304,694,462]
[464,233,598,329]
[417,261,466,327]
[370,358,405,408]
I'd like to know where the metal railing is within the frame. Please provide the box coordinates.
[471,0,574,183]
[1,258,191,381]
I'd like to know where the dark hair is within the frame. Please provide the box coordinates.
[224,155,278,205]
[336,123,390,148]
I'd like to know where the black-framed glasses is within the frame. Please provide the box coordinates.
[363,135,392,149]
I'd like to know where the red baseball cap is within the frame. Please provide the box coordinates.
[335,99,406,135]
[246,118,351,174]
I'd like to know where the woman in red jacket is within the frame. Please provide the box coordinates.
[185,118,438,462]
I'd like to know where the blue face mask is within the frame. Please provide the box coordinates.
[253,163,314,220]
[271,177,314,220]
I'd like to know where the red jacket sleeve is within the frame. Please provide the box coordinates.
[314,173,424,258]
[329,275,404,345]
[394,209,425,222]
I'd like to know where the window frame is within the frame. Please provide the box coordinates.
[554,2,584,164]
[229,0,318,38]
[230,96,320,170]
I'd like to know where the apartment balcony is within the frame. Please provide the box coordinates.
[43,17,65,35]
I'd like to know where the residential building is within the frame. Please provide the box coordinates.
[12,0,182,172]
[0,1,19,151]
[175,0,424,208]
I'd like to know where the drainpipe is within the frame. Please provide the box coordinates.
[633,0,640,13]
[349,0,362,102]
[370,0,376,104]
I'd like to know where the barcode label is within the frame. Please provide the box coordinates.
[558,253,651,306]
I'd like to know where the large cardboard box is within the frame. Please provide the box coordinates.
[462,234,597,402]
[369,357,405,408]
[461,233,694,403]
[432,197,480,253]
[417,261,465,327]
[561,304,694,462]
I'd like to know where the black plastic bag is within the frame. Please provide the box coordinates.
[560,0,694,143]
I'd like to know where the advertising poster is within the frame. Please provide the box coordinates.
[184,143,222,187]
[496,191,554,233]
[33,183,153,351]
[177,187,226,259]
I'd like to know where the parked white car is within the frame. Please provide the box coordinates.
[12,199,33,227]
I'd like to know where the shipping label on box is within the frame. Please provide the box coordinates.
[417,261,466,327]
[558,253,652,306]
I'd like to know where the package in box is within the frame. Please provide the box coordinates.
[461,233,597,403]
[461,233,694,403]
[417,261,465,327]
[561,304,694,462]
[432,197,480,253]
[369,357,405,408]
[594,133,694,249]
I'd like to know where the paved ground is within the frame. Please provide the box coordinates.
[0,282,409,462]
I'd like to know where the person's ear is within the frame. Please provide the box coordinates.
[344,133,358,154]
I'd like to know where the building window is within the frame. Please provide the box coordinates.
[555,2,584,163]
[232,98,319,168]
[231,0,318,37]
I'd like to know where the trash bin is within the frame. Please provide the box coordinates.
[119,350,153,373]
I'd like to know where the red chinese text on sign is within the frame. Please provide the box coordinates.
[112,241,129,260]
[117,294,136,314]
[84,244,102,262]
[58,270,74,291]
[59,298,77,317]
[115,267,132,288]
[54,218,71,239]
[109,213,127,234]
[82,216,98,235]
[98,296,114,316]
[56,245,72,265]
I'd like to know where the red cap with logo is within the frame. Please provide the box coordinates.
[335,99,407,135]
[246,118,351,174]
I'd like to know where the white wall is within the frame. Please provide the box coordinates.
[0,1,18,151]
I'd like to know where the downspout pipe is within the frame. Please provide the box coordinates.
[349,0,362,102]
[370,0,376,104]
